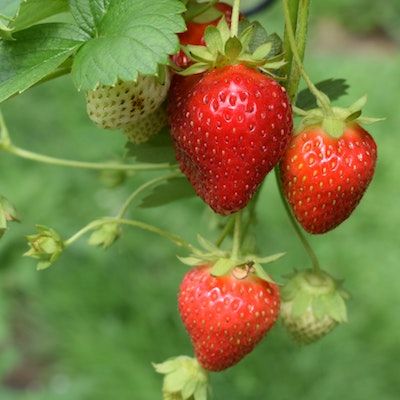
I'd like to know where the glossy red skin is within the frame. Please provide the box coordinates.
[178,265,280,371]
[172,3,237,68]
[168,64,293,214]
[280,124,377,234]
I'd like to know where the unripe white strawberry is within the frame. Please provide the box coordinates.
[86,71,170,130]
[280,269,349,345]
[123,106,168,144]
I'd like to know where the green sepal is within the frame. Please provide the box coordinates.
[327,292,348,323]
[177,16,284,76]
[281,269,349,323]
[204,26,224,54]
[88,222,121,249]
[210,258,237,276]
[297,94,384,137]
[252,263,274,283]
[177,256,204,266]
[253,42,273,60]
[197,235,220,254]
[0,195,19,238]
[291,290,313,318]
[24,225,64,270]
[154,356,209,400]
[224,36,243,60]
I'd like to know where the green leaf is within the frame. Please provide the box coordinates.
[6,0,69,33]
[296,79,350,110]
[69,0,111,35]
[126,129,176,164]
[139,176,195,208]
[71,0,185,90]
[0,23,87,103]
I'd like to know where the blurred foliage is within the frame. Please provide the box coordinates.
[0,2,399,400]
[314,0,400,42]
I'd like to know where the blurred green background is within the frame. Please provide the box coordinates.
[0,1,399,399]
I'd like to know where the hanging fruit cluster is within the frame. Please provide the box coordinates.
[0,1,382,399]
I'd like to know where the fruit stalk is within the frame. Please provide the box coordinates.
[231,211,242,260]
[282,0,332,115]
[278,0,321,271]
[230,0,241,37]
[275,169,320,271]
[286,0,310,101]
[64,217,196,252]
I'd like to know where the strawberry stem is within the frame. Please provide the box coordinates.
[286,0,310,102]
[231,211,242,260]
[282,0,333,116]
[274,168,321,272]
[230,0,241,37]
[215,216,235,247]
[65,217,197,252]
[0,110,178,172]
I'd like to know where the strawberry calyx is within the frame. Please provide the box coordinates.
[294,95,384,138]
[177,17,285,76]
[153,356,209,400]
[281,268,349,324]
[178,235,284,283]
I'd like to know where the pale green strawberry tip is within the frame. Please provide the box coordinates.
[281,269,349,344]
[154,356,209,400]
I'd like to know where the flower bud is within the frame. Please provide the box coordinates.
[24,225,64,270]
[88,222,120,249]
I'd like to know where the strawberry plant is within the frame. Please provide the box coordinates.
[0,0,383,398]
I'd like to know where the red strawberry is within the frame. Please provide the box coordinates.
[172,2,238,68]
[280,123,377,234]
[178,264,280,371]
[169,64,293,214]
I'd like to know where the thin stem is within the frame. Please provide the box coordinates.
[0,111,11,145]
[274,168,320,271]
[215,216,235,247]
[117,172,180,218]
[241,190,260,243]
[3,143,177,172]
[286,0,310,102]
[282,0,332,115]
[231,211,242,260]
[283,0,300,79]
[230,0,241,37]
[65,217,196,252]
[64,220,106,246]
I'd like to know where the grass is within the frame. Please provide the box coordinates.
[0,6,399,400]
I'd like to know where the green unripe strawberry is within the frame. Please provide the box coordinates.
[123,106,168,144]
[280,269,349,345]
[86,72,170,130]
